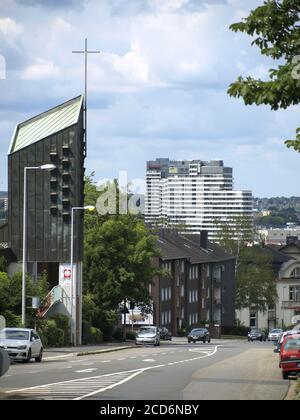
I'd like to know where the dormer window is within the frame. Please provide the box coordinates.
[291,267,300,278]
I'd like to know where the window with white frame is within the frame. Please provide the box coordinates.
[181,285,185,297]
[290,286,300,302]
[291,267,300,278]
[250,312,256,328]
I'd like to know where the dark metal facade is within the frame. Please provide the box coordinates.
[8,107,85,263]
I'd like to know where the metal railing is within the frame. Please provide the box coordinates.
[37,285,70,317]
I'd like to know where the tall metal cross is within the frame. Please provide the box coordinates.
[72,38,100,157]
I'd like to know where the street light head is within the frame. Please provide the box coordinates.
[84,205,96,212]
[39,164,56,171]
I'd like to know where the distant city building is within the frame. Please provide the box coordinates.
[152,230,236,335]
[258,227,300,245]
[145,158,253,240]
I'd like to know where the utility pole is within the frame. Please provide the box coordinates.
[72,38,100,157]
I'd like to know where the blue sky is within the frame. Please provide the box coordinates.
[0,0,299,197]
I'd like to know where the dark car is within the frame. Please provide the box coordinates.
[158,327,172,341]
[248,328,267,342]
[188,328,211,344]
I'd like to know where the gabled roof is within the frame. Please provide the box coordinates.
[279,241,300,252]
[9,96,84,154]
[157,231,235,264]
[265,245,295,264]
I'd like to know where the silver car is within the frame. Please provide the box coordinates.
[268,329,283,342]
[135,326,160,347]
[0,328,43,363]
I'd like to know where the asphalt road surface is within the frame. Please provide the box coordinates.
[0,339,289,400]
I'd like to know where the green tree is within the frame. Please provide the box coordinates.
[215,216,255,273]
[215,218,277,312]
[236,246,278,312]
[0,271,49,327]
[82,176,159,337]
[228,0,300,152]
[0,256,7,273]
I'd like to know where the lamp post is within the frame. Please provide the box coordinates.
[70,205,95,345]
[282,285,287,329]
[22,164,56,327]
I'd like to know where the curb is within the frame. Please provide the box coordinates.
[77,345,136,357]
[285,380,300,400]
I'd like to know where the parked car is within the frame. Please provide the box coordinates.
[248,328,267,342]
[268,329,283,342]
[158,327,172,341]
[188,328,211,344]
[0,328,43,363]
[135,326,160,347]
[276,333,300,380]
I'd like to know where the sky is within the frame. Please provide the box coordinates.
[0,0,299,198]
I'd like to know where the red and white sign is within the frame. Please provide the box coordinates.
[59,264,72,287]
[64,268,72,280]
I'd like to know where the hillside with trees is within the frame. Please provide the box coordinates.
[254,197,300,227]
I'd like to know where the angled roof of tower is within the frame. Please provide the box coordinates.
[9,95,84,154]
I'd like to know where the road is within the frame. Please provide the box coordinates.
[0,339,289,400]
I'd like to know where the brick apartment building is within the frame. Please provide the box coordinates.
[151,230,236,335]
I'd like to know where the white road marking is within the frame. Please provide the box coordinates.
[6,346,221,400]
[75,368,98,374]
[43,353,77,361]
[6,365,165,400]
[142,359,156,362]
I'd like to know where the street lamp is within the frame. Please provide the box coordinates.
[282,286,287,329]
[70,205,95,345]
[22,164,56,327]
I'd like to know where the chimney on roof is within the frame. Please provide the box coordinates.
[286,236,298,245]
[200,231,208,250]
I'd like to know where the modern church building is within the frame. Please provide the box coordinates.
[0,96,85,343]
[145,158,253,240]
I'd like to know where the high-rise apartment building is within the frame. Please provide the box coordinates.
[145,159,253,240]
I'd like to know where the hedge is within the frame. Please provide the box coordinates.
[221,325,249,337]
[82,321,103,345]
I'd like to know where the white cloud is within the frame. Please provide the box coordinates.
[148,0,189,13]
[0,17,23,37]
[106,40,150,85]
[0,0,299,197]
[21,59,60,80]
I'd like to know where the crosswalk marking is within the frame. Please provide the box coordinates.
[6,365,165,401]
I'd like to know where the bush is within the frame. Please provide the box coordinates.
[37,319,65,348]
[112,327,123,341]
[177,327,187,337]
[112,328,136,341]
[82,321,103,345]
[50,315,70,346]
[221,325,249,337]
[2,311,22,328]
[126,330,136,340]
